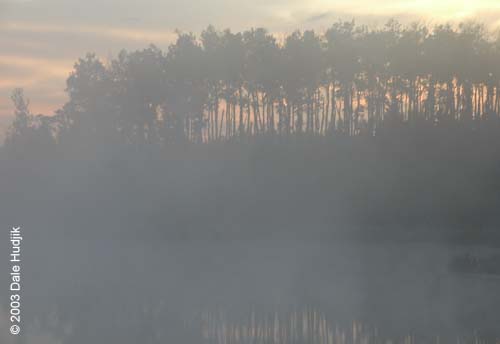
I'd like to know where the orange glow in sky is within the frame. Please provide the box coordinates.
[1,0,500,138]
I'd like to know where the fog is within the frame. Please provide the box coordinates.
[2,18,500,344]
[1,232,500,342]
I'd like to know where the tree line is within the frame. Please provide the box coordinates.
[5,20,500,152]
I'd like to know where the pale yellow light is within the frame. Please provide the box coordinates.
[313,0,500,23]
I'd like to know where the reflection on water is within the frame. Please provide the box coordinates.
[200,309,375,344]
[198,308,500,344]
[197,308,497,344]
[1,238,500,343]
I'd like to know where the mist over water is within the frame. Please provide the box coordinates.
[1,233,500,343]
[3,14,500,344]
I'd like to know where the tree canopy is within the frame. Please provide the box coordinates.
[6,20,500,151]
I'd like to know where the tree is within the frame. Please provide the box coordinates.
[4,88,55,155]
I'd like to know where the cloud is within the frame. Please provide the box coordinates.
[1,21,178,44]
[0,54,72,79]
[305,12,332,23]
[0,22,180,126]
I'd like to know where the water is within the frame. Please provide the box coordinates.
[1,237,499,343]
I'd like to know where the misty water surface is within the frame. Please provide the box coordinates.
[1,236,499,343]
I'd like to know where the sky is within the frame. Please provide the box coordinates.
[2,0,500,137]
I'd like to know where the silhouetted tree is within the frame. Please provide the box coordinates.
[7,20,500,148]
[4,88,55,156]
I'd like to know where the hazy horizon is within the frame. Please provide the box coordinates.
[2,0,500,138]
